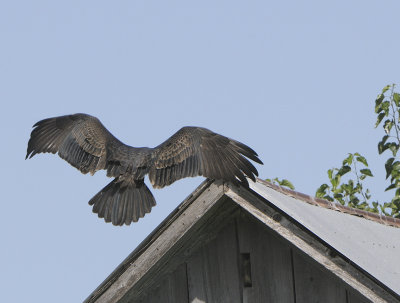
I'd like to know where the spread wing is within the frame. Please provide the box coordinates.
[148,127,263,188]
[26,113,127,176]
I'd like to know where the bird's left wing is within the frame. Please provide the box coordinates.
[26,113,123,175]
[149,127,263,189]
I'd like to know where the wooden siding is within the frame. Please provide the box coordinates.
[347,291,371,303]
[138,263,188,303]
[293,250,347,303]
[133,211,375,303]
[186,223,241,303]
[237,213,295,302]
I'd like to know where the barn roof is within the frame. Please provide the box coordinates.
[85,178,400,303]
[250,179,400,295]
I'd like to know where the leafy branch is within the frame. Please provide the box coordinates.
[268,84,400,218]
[315,153,378,213]
[375,84,400,217]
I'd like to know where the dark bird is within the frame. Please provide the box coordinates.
[26,113,263,226]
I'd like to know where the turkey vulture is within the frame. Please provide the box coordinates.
[26,113,263,226]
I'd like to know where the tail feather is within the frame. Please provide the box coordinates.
[89,178,156,226]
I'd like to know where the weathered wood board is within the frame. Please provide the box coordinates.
[187,223,242,303]
[236,212,295,303]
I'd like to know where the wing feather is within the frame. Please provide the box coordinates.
[27,115,263,225]
[26,113,130,176]
[149,127,262,188]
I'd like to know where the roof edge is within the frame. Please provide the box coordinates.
[255,178,400,228]
[226,183,400,303]
[84,179,400,303]
[83,179,215,303]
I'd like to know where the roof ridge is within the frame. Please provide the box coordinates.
[256,178,400,228]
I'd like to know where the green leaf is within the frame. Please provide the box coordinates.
[392,161,400,171]
[338,165,351,176]
[331,175,340,188]
[360,168,373,177]
[375,112,386,127]
[316,184,329,198]
[381,202,392,216]
[350,197,360,205]
[355,155,368,167]
[267,178,296,190]
[385,158,395,179]
[378,141,385,154]
[382,85,391,93]
[375,93,385,113]
[279,179,295,190]
[327,169,333,181]
[385,183,396,191]
[389,143,399,157]
[324,195,334,202]
[378,139,392,154]
[342,153,353,166]
[390,168,400,183]
[380,135,389,146]
[333,193,343,200]
[391,196,400,204]
[393,93,400,107]
[381,100,390,113]
[383,119,393,134]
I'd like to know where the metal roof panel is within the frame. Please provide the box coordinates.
[250,179,400,295]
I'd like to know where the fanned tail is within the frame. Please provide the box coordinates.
[89,177,156,226]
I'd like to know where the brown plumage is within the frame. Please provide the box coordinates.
[26,113,263,226]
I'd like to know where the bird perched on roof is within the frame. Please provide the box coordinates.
[26,113,263,226]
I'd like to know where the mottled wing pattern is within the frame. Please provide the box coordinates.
[26,113,121,175]
[27,115,263,226]
[149,127,263,188]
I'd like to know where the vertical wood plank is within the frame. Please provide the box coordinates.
[293,250,347,303]
[138,281,163,303]
[236,212,295,303]
[169,263,189,303]
[347,290,371,303]
[139,263,188,303]
[186,221,241,303]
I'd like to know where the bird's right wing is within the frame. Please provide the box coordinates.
[26,113,125,175]
[149,127,263,188]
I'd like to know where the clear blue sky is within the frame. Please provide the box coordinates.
[1,1,399,302]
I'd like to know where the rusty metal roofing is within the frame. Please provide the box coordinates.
[250,178,400,296]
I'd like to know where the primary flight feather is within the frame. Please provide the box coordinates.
[26,113,263,226]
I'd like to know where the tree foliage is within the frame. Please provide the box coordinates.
[315,152,378,213]
[374,84,400,217]
[268,84,400,218]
